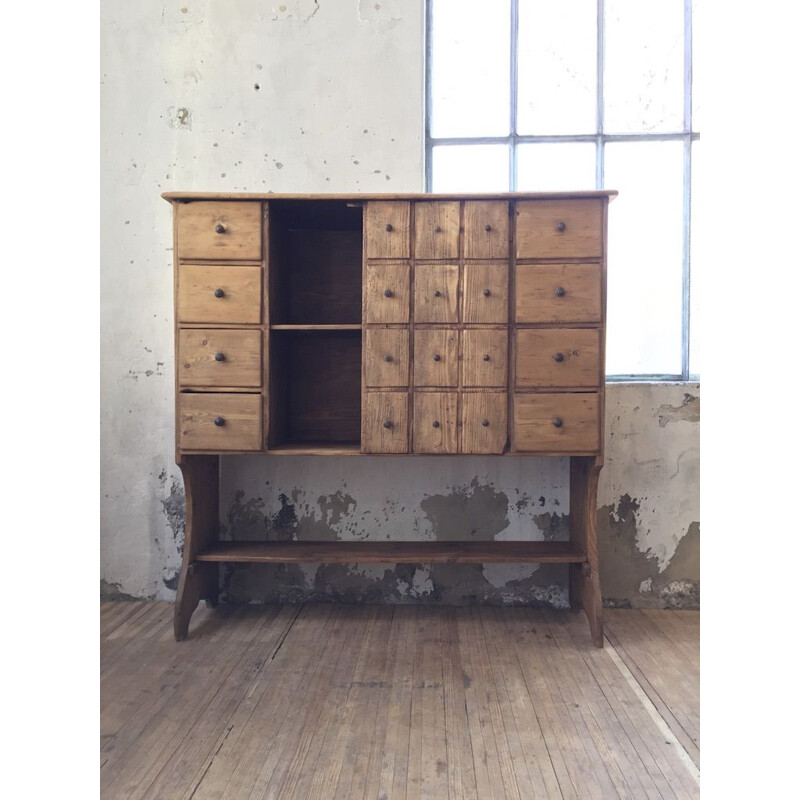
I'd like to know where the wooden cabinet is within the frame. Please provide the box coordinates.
[166,190,615,646]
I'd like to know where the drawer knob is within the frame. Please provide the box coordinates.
[383,419,393,429]
[214,223,226,234]
[214,417,225,427]
[384,288,394,298]
[483,288,491,297]
[433,353,441,362]
[556,221,567,233]
[384,354,393,363]
[555,286,567,297]
[434,289,442,297]
[553,352,565,363]
[214,288,224,298]
[434,225,442,233]
[385,223,393,232]
[482,354,490,361]
[552,417,563,428]
[432,420,440,428]
[215,352,225,362]
[484,224,492,232]
[481,419,490,427]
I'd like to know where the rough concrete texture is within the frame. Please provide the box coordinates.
[100,1,699,607]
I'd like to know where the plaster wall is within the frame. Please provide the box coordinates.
[100,0,699,608]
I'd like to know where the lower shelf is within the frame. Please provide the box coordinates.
[195,540,587,564]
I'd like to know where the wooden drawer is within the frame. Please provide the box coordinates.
[177,201,262,261]
[414,264,458,323]
[178,329,262,388]
[365,202,411,259]
[364,329,410,387]
[516,199,603,259]
[178,393,262,451]
[463,329,508,387]
[516,263,601,323]
[178,265,261,324]
[514,393,600,453]
[516,329,601,388]
[413,392,458,454]
[413,329,459,388]
[464,201,509,259]
[463,264,508,323]
[364,263,410,323]
[414,202,460,260]
[462,393,507,454]
[362,392,409,453]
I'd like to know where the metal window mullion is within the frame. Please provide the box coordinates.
[681,0,694,379]
[509,0,519,190]
[424,0,434,191]
[596,0,605,189]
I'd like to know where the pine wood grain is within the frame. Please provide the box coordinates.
[516,199,604,259]
[361,391,409,453]
[178,329,262,388]
[516,263,602,323]
[464,201,510,259]
[461,392,508,454]
[413,391,459,454]
[177,200,263,261]
[365,201,411,259]
[364,328,410,387]
[414,329,459,388]
[178,393,262,451]
[178,265,262,324]
[463,263,509,323]
[414,263,459,323]
[514,393,600,453]
[414,201,461,260]
[516,328,601,388]
[364,263,411,323]
[463,329,508,387]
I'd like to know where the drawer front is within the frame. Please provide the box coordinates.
[516,329,601,388]
[178,265,261,324]
[177,201,262,261]
[364,329,410,387]
[364,263,410,323]
[463,329,508,387]
[516,263,601,323]
[514,393,600,453]
[414,264,459,323]
[365,202,411,259]
[463,264,508,323]
[413,329,459,387]
[462,393,507,454]
[516,199,603,259]
[178,393,262,451]
[464,201,509,259]
[362,392,409,453]
[413,392,458,454]
[179,329,262,388]
[414,202,460,260]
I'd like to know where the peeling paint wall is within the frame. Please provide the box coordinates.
[100,1,699,607]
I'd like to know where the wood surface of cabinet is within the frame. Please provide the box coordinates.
[164,190,616,646]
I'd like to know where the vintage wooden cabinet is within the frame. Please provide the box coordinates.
[164,191,616,646]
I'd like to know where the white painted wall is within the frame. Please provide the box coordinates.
[100,0,699,605]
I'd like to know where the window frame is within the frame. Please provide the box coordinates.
[424,0,699,381]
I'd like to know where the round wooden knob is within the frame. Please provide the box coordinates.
[553,352,565,363]
[384,289,393,298]
[482,354,490,361]
[434,290,442,297]
[383,420,393,429]
[484,224,492,232]
[432,420,440,428]
[434,225,442,233]
[483,288,491,297]
[385,223,393,232]
[433,353,441,362]
[552,417,563,428]
[555,287,566,297]
[481,419,489,427]
[556,221,566,233]
[214,288,224,298]
[214,417,225,427]
[214,223,226,234]
[215,352,225,362]
[384,354,393,362]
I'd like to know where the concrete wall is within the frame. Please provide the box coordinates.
[100,0,699,608]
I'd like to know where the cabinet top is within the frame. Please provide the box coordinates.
[162,190,617,203]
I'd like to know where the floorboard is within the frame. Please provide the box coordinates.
[101,603,700,799]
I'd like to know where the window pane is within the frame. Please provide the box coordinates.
[430,0,511,137]
[605,141,684,375]
[517,143,596,191]
[689,140,699,377]
[605,0,685,133]
[431,145,510,192]
[517,0,597,134]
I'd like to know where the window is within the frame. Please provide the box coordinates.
[426,0,698,379]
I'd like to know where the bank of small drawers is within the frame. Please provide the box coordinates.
[175,200,264,452]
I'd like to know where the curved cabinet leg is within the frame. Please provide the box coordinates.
[174,454,220,641]
[569,456,604,648]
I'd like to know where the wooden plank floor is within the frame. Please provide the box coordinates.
[101,602,700,800]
